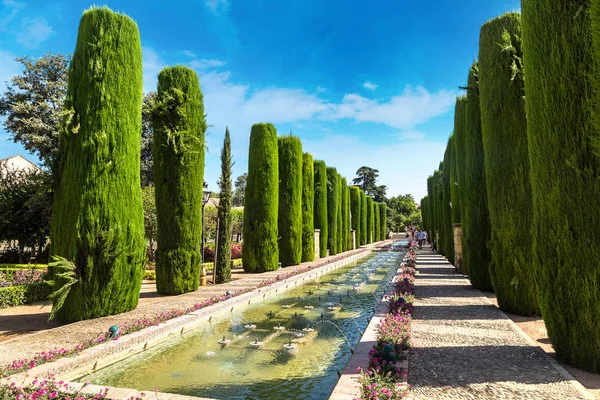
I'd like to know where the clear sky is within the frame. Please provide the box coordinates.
[0,0,520,200]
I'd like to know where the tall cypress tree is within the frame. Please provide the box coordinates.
[152,66,206,295]
[463,63,493,291]
[313,160,328,258]
[326,167,339,255]
[479,13,538,315]
[366,196,374,243]
[454,97,468,227]
[336,174,343,252]
[350,186,361,249]
[522,0,600,370]
[379,203,387,241]
[243,123,279,272]
[360,191,367,245]
[50,7,145,322]
[278,136,302,267]
[215,128,233,283]
[345,183,352,250]
[374,203,380,243]
[301,153,315,262]
[441,138,454,261]
[341,178,350,252]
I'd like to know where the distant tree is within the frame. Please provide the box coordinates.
[231,209,244,241]
[352,166,386,201]
[0,53,70,173]
[140,91,157,186]
[141,186,157,261]
[0,168,52,262]
[233,173,248,206]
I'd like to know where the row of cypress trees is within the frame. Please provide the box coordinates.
[422,3,600,372]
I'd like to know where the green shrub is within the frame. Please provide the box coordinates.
[350,186,361,247]
[216,128,233,283]
[153,65,206,295]
[301,153,315,262]
[0,283,50,308]
[49,7,145,322]
[522,0,600,371]
[379,202,387,241]
[366,196,374,244]
[336,174,343,252]
[243,123,279,272]
[441,137,454,261]
[340,178,349,252]
[0,264,47,270]
[277,136,303,267]
[479,13,538,315]
[360,191,367,245]
[373,203,380,242]
[143,270,156,280]
[462,63,493,291]
[313,160,328,258]
[326,167,339,255]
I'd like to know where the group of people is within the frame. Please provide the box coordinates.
[406,226,428,249]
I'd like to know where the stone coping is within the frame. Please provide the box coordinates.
[1,250,373,400]
[329,252,409,399]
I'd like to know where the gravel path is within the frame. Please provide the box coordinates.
[408,248,591,400]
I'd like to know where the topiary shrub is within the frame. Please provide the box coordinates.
[341,179,350,251]
[350,186,361,248]
[326,167,339,255]
[360,191,367,245]
[49,7,145,322]
[379,202,387,241]
[301,153,315,262]
[373,202,380,243]
[278,136,303,267]
[366,196,374,244]
[336,174,343,252]
[0,282,50,308]
[313,160,328,258]
[243,123,279,272]
[522,0,600,371]
[153,65,206,295]
[479,12,538,315]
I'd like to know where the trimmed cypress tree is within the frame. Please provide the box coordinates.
[215,128,233,283]
[360,191,367,245]
[153,66,206,295]
[366,196,374,244]
[379,203,387,241]
[454,97,468,227]
[479,13,538,315]
[341,178,350,252]
[441,137,454,261]
[278,136,303,267]
[350,186,361,248]
[336,174,343,252]
[243,123,279,272]
[301,153,315,262]
[50,7,146,322]
[373,203,380,243]
[345,184,352,249]
[313,160,328,258]
[522,0,600,370]
[326,167,339,255]
[462,63,493,291]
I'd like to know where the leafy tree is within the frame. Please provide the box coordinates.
[0,168,52,262]
[352,166,386,201]
[231,208,244,242]
[0,53,69,173]
[233,173,248,207]
[140,91,157,187]
[216,128,233,283]
[141,186,157,261]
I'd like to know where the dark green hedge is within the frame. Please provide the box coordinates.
[341,178,350,252]
[301,153,315,262]
[336,174,343,253]
[350,186,361,248]
[326,167,339,255]
[479,13,538,315]
[366,196,374,244]
[379,202,387,241]
[522,0,600,371]
[360,191,367,245]
[452,97,467,226]
[441,137,454,262]
[313,160,328,258]
[462,63,493,291]
[216,128,233,283]
[153,66,206,295]
[0,283,50,308]
[49,7,145,322]
[373,203,380,243]
[278,136,303,267]
[243,123,279,272]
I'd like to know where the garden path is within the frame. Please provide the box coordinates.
[407,248,593,400]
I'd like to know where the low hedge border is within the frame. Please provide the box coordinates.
[0,282,51,308]
[0,264,48,270]
[143,259,243,281]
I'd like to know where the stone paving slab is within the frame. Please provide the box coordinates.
[407,248,593,400]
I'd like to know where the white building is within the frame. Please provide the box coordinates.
[0,155,41,178]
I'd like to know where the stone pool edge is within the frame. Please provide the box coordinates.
[2,248,376,400]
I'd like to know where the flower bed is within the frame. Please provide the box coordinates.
[0,269,46,287]
[0,248,368,379]
[356,245,417,400]
[0,378,144,400]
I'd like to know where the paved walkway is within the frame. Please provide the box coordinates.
[408,248,592,400]
[0,248,370,367]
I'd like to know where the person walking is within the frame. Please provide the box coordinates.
[417,230,424,249]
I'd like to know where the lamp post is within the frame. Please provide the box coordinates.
[200,186,212,286]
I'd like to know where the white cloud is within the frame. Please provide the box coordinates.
[142,47,165,93]
[182,50,196,58]
[16,16,53,48]
[205,0,228,14]
[316,86,327,93]
[363,81,378,90]
[395,130,427,141]
[189,59,226,69]
[0,0,24,31]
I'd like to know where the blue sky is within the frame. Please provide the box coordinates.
[0,0,520,200]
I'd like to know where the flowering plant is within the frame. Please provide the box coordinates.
[355,368,408,400]
[0,378,146,399]
[0,269,46,287]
